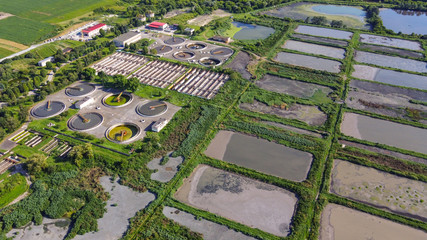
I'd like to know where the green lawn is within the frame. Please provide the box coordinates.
[0,16,56,45]
[0,173,28,208]
[223,23,241,38]
[0,47,15,58]
[0,0,117,23]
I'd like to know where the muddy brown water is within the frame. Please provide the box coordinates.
[320,204,427,240]
[341,113,427,154]
[330,160,427,221]
[205,131,313,182]
[174,165,298,237]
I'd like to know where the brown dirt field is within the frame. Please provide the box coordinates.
[187,10,231,26]
[0,39,28,50]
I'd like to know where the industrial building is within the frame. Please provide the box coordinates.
[152,118,169,132]
[113,31,142,47]
[82,23,107,38]
[38,57,54,67]
[75,97,94,109]
[147,22,168,31]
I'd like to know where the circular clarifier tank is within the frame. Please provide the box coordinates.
[210,47,234,56]
[68,112,103,131]
[199,57,221,67]
[173,51,195,60]
[31,101,66,119]
[136,100,168,117]
[102,92,133,108]
[186,42,207,50]
[65,83,96,97]
[106,123,141,144]
[154,45,173,54]
[164,37,185,45]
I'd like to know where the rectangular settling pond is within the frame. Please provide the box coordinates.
[204,131,313,182]
[275,52,341,73]
[174,165,298,237]
[341,112,427,154]
[283,40,346,59]
[294,25,353,40]
[331,160,427,221]
[354,51,427,73]
[352,64,427,90]
[359,34,423,51]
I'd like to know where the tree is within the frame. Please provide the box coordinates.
[26,154,47,174]
[311,16,327,25]
[150,48,157,55]
[99,29,106,37]
[127,77,140,92]
[46,62,53,69]
[40,69,48,78]
[68,143,94,168]
[330,20,343,28]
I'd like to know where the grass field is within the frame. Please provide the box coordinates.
[0,16,56,45]
[0,0,117,23]
[0,47,14,58]
[0,173,28,208]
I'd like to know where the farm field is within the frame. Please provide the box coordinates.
[330,160,427,221]
[341,112,427,154]
[174,165,298,237]
[320,204,427,240]
[0,0,117,23]
[240,100,327,126]
[0,38,28,58]
[352,64,427,90]
[275,52,342,73]
[0,16,56,45]
[283,40,346,59]
[256,74,333,103]
[204,131,313,182]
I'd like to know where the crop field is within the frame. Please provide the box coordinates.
[0,0,116,23]
[0,16,56,45]
[330,160,427,221]
[0,47,14,59]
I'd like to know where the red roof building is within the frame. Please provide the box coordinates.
[147,22,168,30]
[82,23,106,37]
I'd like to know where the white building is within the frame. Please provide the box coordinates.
[75,97,94,109]
[152,118,169,132]
[113,31,142,47]
[82,23,107,38]
[38,57,54,67]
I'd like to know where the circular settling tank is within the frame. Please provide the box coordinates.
[164,37,185,45]
[68,112,103,131]
[31,101,66,118]
[65,83,96,97]
[173,51,195,60]
[210,47,233,56]
[199,57,221,67]
[186,42,207,50]
[106,123,141,143]
[102,92,133,108]
[136,101,168,117]
[154,45,173,54]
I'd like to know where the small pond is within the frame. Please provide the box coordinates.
[380,8,427,35]
[232,22,275,40]
[311,4,366,21]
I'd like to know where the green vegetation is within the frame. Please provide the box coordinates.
[0,16,57,45]
[107,125,138,142]
[104,94,131,106]
[0,173,28,208]
[0,48,14,59]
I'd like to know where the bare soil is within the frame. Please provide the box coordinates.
[330,159,427,221]
[240,100,327,126]
[174,165,298,237]
[226,51,252,80]
[346,79,427,124]
[187,10,231,26]
[360,44,424,59]
[320,204,427,240]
